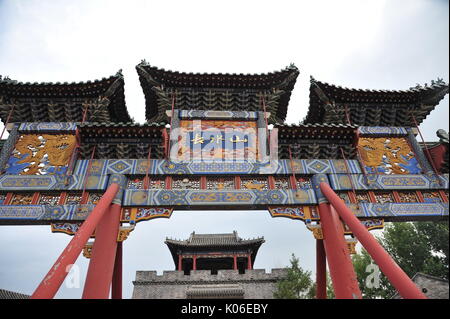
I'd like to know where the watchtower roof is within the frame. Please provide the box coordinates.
[165,231,265,249]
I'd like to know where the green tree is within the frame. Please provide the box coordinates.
[307,272,335,299]
[381,221,448,280]
[351,221,449,298]
[352,248,395,298]
[274,253,335,299]
[274,254,314,299]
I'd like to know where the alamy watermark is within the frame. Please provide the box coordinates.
[65,264,80,289]
[365,262,381,289]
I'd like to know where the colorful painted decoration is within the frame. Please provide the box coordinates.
[268,206,317,221]
[127,178,144,189]
[274,177,290,190]
[6,134,76,175]
[296,177,312,189]
[120,207,173,224]
[39,193,61,205]
[177,120,258,161]
[358,137,421,175]
[148,178,166,189]
[422,191,442,203]
[65,193,82,205]
[135,207,173,222]
[206,177,235,190]
[338,192,351,203]
[240,176,268,190]
[10,193,34,205]
[88,193,101,204]
[398,192,419,203]
[51,222,81,235]
[374,192,394,204]
[355,192,371,203]
[172,176,201,189]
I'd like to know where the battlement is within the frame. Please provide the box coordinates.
[134,269,287,284]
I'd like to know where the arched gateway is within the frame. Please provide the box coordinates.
[0,62,448,299]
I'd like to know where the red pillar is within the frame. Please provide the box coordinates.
[318,202,362,299]
[31,183,119,299]
[82,203,122,299]
[319,182,427,299]
[247,254,252,270]
[178,255,182,271]
[316,239,327,299]
[233,255,237,270]
[193,256,197,271]
[111,241,122,299]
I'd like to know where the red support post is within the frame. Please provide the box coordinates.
[316,239,327,299]
[193,256,197,271]
[31,183,119,299]
[178,255,182,271]
[233,255,238,270]
[111,241,123,299]
[247,254,252,270]
[319,182,427,299]
[317,202,362,299]
[82,203,122,299]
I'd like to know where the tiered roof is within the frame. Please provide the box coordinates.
[165,231,265,267]
[0,71,131,124]
[305,77,449,126]
[0,288,29,299]
[136,61,300,123]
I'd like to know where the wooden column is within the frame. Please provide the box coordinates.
[316,239,327,299]
[247,254,252,270]
[111,241,122,299]
[233,255,237,270]
[82,203,122,299]
[317,202,362,299]
[31,183,119,299]
[193,255,197,271]
[178,255,182,271]
[320,182,427,299]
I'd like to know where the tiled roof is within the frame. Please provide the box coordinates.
[305,77,449,126]
[137,61,299,89]
[0,71,131,123]
[0,288,30,299]
[78,121,165,128]
[275,122,358,129]
[136,61,299,123]
[165,231,264,248]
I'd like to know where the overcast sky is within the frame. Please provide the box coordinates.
[0,0,448,299]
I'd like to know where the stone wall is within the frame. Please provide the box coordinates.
[132,269,287,299]
[392,273,449,299]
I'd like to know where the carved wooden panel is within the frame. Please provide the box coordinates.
[374,192,394,204]
[10,193,34,205]
[172,176,201,189]
[357,137,421,174]
[422,191,442,203]
[274,176,290,190]
[240,176,268,190]
[39,193,61,205]
[7,134,76,175]
[206,177,235,190]
[398,192,419,203]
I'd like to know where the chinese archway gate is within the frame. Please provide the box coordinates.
[0,62,448,299]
